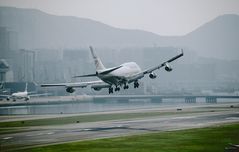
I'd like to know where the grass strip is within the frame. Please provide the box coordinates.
[18,123,239,152]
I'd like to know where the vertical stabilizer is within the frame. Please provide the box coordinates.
[89,46,106,71]
[25,83,28,92]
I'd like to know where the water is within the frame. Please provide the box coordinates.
[0,101,164,115]
[0,98,238,115]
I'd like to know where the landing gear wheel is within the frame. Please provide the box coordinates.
[109,87,113,94]
[123,85,129,89]
[115,87,120,92]
[134,81,139,88]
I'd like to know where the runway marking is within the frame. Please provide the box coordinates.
[82,128,91,131]
[46,132,55,135]
[226,117,239,120]
[173,116,198,119]
[2,137,13,140]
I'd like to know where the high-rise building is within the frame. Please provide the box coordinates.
[0,59,9,82]
[0,27,9,58]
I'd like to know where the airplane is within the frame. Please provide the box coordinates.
[41,46,183,94]
[1,83,47,101]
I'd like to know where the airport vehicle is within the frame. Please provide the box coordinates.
[1,83,46,101]
[41,46,183,94]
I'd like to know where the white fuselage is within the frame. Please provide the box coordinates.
[11,91,29,99]
[98,62,142,85]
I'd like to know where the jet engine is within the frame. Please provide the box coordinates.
[66,87,75,93]
[93,87,102,91]
[25,96,30,101]
[149,72,157,79]
[91,84,110,91]
[165,63,172,72]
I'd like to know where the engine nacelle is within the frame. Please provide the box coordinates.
[66,87,75,93]
[165,63,172,72]
[91,84,109,91]
[93,87,102,91]
[149,72,157,79]
[25,96,30,101]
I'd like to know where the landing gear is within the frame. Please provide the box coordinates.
[108,83,129,94]
[115,87,120,92]
[109,87,113,94]
[134,81,139,88]
[123,85,129,89]
[109,86,121,94]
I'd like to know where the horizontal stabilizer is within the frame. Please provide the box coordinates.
[73,73,97,78]
[99,66,122,75]
[73,66,122,78]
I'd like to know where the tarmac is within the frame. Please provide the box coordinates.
[0,102,239,151]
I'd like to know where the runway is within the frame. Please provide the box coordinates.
[0,103,239,151]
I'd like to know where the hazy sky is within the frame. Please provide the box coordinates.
[0,0,239,36]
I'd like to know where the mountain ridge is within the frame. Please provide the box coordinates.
[0,6,239,59]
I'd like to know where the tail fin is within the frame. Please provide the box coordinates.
[89,46,106,71]
[25,83,28,92]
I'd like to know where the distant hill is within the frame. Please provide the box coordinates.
[179,14,239,60]
[0,7,239,59]
[0,7,164,49]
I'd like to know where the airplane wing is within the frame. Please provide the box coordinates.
[127,49,183,83]
[0,95,10,98]
[41,80,105,88]
[0,95,11,100]
[41,80,111,93]
[28,93,51,97]
[143,49,184,74]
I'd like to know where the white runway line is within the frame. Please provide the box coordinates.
[46,132,55,135]
[2,137,13,140]
[226,117,239,120]
[82,128,92,131]
[172,116,198,119]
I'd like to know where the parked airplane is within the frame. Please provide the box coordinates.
[41,46,183,94]
[1,83,47,101]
